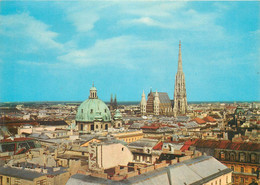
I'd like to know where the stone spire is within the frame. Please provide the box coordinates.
[154,90,160,115]
[173,41,187,116]
[140,90,147,115]
[178,40,183,72]
[114,94,117,109]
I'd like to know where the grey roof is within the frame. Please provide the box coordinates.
[0,165,68,181]
[152,92,171,104]
[0,166,43,181]
[66,156,232,185]
[128,138,158,148]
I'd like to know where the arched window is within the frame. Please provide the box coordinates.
[80,124,83,131]
[230,152,236,161]
[239,153,246,162]
[251,153,256,163]
[220,151,225,160]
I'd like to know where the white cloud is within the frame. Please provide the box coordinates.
[119,2,226,40]
[60,2,111,32]
[67,10,99,32]
[58,35,171,68]
[0,13,63,53]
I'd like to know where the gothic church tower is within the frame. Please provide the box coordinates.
[140,90,147,115]
[173,41,187,116]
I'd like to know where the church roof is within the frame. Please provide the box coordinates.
[151,92,171,104]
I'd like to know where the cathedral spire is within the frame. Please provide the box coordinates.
[178,40,183,72]
[174,41,187,116]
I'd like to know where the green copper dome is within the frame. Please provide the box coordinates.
[76,99,111,122]
[114,109,122,120]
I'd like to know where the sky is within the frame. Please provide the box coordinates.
[0,1,259,102]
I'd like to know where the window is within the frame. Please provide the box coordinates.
[90,109,93,113]
[80,124,83,131]
[81,109,83,113]
[230,153,235,161]
[220,151,225,160]
[226,176,228,183]
[252,168,255,174]
[240,178,244,183]
[219,179,221,185]
[96,125,98,129]
[7,178,9,183]
[122,147,124,151]
[251,154,256,163]
[105,109,107,113]
[240,153,245,162]
[241,167,244,173]
[231,166,234,171]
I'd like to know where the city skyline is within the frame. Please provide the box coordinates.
[0,1,259,102]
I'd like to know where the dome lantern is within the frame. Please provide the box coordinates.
[89,82,98,99]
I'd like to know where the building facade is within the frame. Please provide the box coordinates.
[140,90,173,116]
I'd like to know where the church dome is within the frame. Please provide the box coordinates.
[76,84,111,122]
[114,109,122,120]
[76,99,111,122]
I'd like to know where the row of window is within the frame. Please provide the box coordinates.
[210,176,229,185]
[231,166,257,174]
[80,124,109,131]
[81,109,107,113]
[219,151,257,163]
[122,137,142,143]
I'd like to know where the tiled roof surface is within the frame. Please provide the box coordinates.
[153,141,163,150]
[193,118,206,124]
[0,137,34,143]
[152,92,172,104]
[185,139,260,151]
[203,116,216,122]
[141,125,159,130]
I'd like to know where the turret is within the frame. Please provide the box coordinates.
[154,90,160,115]
[140,90,147,115]
[89,82,98,99]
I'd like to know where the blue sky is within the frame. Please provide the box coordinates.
[0,1,259,102]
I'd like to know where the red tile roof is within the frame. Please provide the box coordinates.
[141,125,159,130]
[186,139,260,152]
[0,137,34,143]
[153,141,163,150]
[180,139,198,152]
[193,117,206,124]
[203,116,216,122]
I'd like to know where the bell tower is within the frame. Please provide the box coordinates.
[173,41,187,116]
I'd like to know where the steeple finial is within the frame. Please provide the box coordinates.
[178,40,183,72]
[92,81,94,87]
